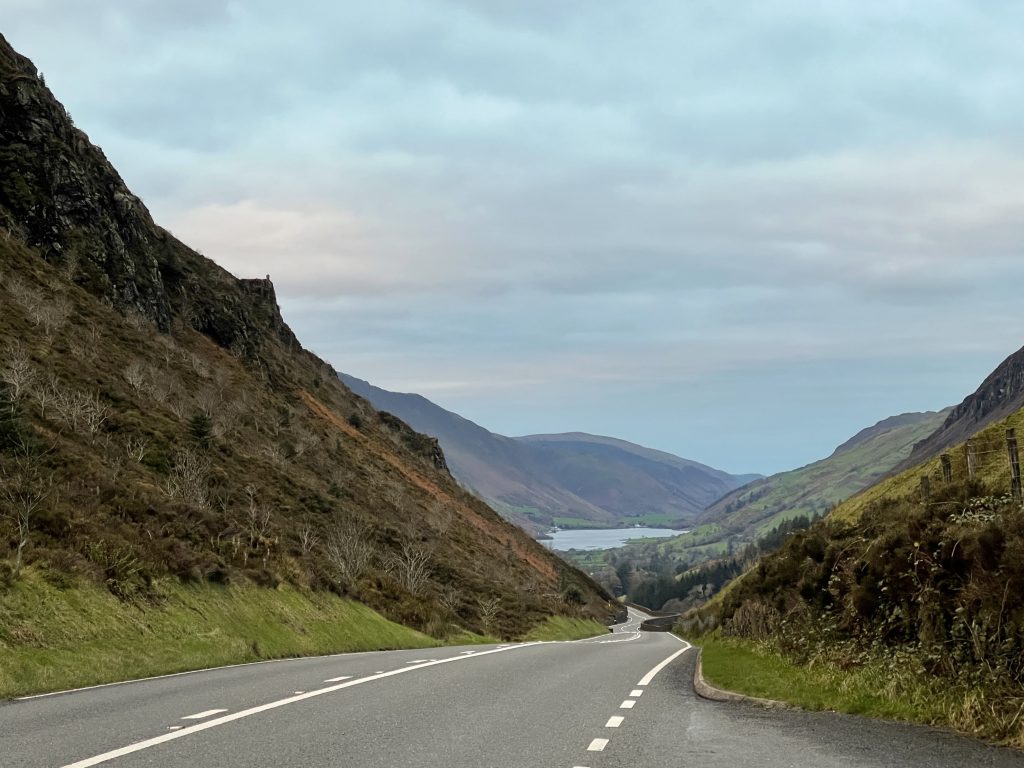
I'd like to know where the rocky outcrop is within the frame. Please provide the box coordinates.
[0,33,296,359]
[902,345,1024,468]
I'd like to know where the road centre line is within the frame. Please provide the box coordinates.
[181,709,226,720]
[323,676,352,682]
[587,739,609,751]
[620,700,636,709]
[630,689,643,697]
[59,643,542,768]
[605,716,624,728]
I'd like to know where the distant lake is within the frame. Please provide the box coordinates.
[539,527,687,551]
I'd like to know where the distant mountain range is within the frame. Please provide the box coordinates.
[698,409,949,537]
[339,374,759,533]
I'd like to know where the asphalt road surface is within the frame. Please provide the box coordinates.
[3,608,1023,767]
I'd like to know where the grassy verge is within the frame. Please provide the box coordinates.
[694,635,954,725]
[0,570,443,699]
[523,616,609,641]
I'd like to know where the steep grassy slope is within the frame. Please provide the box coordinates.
[697,399,1024,746]
[340,374,753,531]
[700,410,948,534]
[0,31,612,683]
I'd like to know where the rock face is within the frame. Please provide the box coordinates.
[0,33,296,359]
[902,345,1024,468]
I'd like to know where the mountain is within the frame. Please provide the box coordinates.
[339,374,755,533]
[899,344,1024,469]
[698,409,949,535]
[0,30,611,685]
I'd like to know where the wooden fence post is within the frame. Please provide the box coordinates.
[1008,428,1022,502]
[966,440,977,480]
[920,475,931,504]
[941,453,952,483]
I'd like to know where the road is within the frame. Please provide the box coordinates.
[2,608,1023,768]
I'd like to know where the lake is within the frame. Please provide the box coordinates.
[539,527,687,551]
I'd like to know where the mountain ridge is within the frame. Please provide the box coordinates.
[338,373,755,532]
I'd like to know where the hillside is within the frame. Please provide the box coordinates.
[696,359,1024,747]
[900,344,1024,468]
[0,31,612,692]
[700,409,948,534]
[339,374,754,532]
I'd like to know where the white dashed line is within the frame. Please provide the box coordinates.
[406,660,432,664]
[630,689,643,697]
[293,691,304,695]
[587,738,609,752]
[181,709,227,720]
[323,676,352,683]
[605,716,624,728]
[620,700,635,709]
[58,643,541,768]
[167,726,182,731]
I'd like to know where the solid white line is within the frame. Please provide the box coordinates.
[636,642,691,687]
[587,738,609,751]
[630,689,643,697]
[181,709,226,720]
[620,700,635,709]
[605,715,624,728]
[323,676,352,682]
[59,643,541,768]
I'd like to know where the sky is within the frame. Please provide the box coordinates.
[5,1,1024,474]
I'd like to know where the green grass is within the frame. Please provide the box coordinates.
[0,569,442,698]
[523,616,609,642]
[695,635,948,723]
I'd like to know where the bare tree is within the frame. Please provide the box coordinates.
[430,500,455,536]
[296,519,320,556]
[385,542,432,594]
[164,448,210,510]
[439,585,462,614]
[31,374,58,420]
[37,294,71,340]
[477,596,502,633]
[124,361,148,392]
[1,342,36,402]
[6,276,41,317]
[124,435,150,463]
[240,484,275,565]
[0,458,53,576]
[323,523,376,585]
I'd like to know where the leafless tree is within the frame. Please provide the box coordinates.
[31,374,59,420]
[0,458,53,577]
[124,435,150,463]
[6,276,41,316]
[164,448,210,510]
[323,523,376,585]
[1,342,36,402]
[292,430,321,460]
[477,596,502,633]
[36,294,71,340]
[385,542,432,594]
[439,585,462,614]
[430,501,455,536]
[240,484,275,565]
[296,519,320,556]
[124,361,148,392]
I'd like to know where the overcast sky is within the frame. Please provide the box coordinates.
[6,1,1024,474]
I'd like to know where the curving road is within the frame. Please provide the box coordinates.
[2,608,1022,767]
